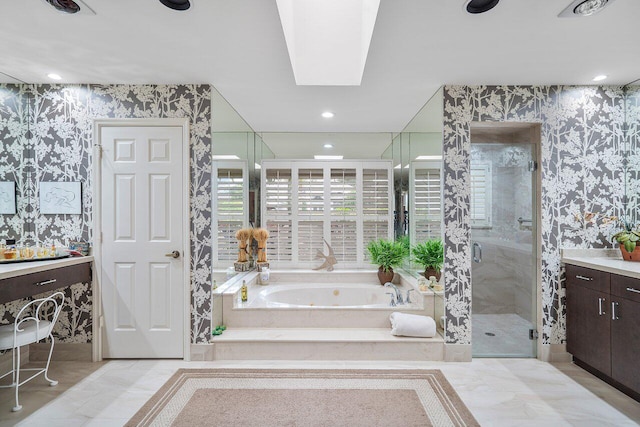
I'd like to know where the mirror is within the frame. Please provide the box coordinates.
[0,85,31,246]
[624,82,639,226]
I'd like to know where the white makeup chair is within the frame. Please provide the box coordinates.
[0,291,65,411]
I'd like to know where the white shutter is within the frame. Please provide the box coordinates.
[212,162,248,266]
[298,220,324,262]
[262,160,392,268]
[266,220,293,261]
[265,169,292,216]
[298,169,324,216]
[331,220,357,262]
[413,166,442,241]
[330,168,357,216]
[470,163,492,227]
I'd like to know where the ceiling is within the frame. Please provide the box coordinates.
[1,0,638,133]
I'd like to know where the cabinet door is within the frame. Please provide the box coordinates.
[566,282,611,375]
[611,297,640,392]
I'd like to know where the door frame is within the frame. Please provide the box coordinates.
[92,118,191,361]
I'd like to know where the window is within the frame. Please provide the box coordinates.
[470,163,492,228]
[262,160,393,268]
[212,161,248,266]
[410,161,442,242]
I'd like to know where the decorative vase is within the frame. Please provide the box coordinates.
[377,267,394,285]
[423,268,441,281]
[620,246,640,262]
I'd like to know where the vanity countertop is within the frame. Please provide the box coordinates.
[0,255,94,281]
[561,249,640,280]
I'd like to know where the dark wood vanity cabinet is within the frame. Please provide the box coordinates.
[566,264,640,400]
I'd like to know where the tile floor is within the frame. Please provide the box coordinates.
[472,313,535,357]
[1,358,639,426]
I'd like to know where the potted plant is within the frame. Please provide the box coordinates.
[412,238,444,281]
[613,222,640,262]
[366,239,407,285]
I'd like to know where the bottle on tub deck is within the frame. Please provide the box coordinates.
[260,267,270,285]
[241,280,248,302]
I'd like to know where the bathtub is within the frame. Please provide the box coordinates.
[222,270,432,328]
[249,282,421,309]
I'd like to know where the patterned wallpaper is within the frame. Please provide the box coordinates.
[626,85,640,225]
[0,84,213,344]
[443,85,627,345]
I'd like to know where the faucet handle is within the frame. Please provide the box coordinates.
[405,289,415,304]
[385,292,397,307]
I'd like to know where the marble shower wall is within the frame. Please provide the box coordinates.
[443,86,626,345]
[0,84,213,344]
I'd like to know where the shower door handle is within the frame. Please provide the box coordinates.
[473,242,482,263]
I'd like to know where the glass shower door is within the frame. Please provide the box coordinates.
[470,133,538,358]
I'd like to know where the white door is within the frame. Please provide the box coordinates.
[100,125,185,358]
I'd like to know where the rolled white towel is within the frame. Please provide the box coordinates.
[389,312,436,338]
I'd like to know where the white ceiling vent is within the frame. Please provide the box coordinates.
[558,0,616,17]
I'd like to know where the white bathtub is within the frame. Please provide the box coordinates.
[249,282,421,309]
[222,270,432,328]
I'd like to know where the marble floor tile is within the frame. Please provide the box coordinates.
[2,359,639,427]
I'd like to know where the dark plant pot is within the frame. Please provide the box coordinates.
[377,267,394,285]
[620,246,640,262]
[423,268,441,282]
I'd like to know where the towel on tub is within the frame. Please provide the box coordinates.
[389,312,436,338]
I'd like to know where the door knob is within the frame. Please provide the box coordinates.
[165,250,180,259]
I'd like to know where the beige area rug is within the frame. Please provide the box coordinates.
[126,369,479,427]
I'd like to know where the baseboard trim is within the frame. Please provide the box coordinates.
[444,343,472,362]
[540,343,572,363]
[190,344,215,361]
[29,343,92,362]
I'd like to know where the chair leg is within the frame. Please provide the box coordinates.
[43,334,58,386]
[12,345,21,412]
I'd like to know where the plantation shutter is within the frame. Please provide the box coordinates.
[413,167,442,241]
[262,160,393,268]
[362,168,391,260]
[213,163,248,266]
[470,164,492,227]
[265,169,293,261]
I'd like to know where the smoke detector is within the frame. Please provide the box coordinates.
[559,0,616,17]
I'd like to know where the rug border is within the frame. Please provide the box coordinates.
[126,368,479,427]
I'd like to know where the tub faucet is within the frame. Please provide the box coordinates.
[384,282,403,305]
[385,292,397,307]
[405,289,415,304]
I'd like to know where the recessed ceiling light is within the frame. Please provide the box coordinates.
[47,73,62,80]
[558,0,615,17]
[592,75,608,82]
[321,112,335,119]
[323,144,334,148]
[314,155,343,160]
[44,0,80,14]
[159,0,191,10]
[465,0,500,14]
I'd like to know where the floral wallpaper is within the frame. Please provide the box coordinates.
[626,85,640,225]
[443,85,626,345]
[0,84,213,344]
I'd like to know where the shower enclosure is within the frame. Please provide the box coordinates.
[470,123,539,358]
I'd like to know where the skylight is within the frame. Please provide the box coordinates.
[276,0,380,86]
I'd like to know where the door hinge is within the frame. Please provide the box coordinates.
[100,231,103,243]
[528,160,538,172]
[529,329,539,340]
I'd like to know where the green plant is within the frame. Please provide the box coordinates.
[366,239,407,272]
[395,235,411,257]
[412,239,444,271]
[613,222,640,253]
